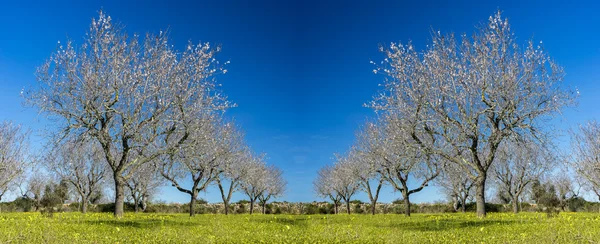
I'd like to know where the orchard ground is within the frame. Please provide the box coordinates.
[1,212,599,243]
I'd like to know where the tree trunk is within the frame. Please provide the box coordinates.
[141,198,147,212]
[334,203,338,214]
[475,175,486,218]
[189,194,197,217]
[453,198,459,212]
[82,197,88,214]
[114,176,125,218]
[250,200,254,215]
[134,198,139,213]
[461,197,467,213]
[371,200,377,215]
[224,201,229,215]
[404,194,411,217]
[261,202,266,214]
[346,201,350,214]
[512,196,519,214]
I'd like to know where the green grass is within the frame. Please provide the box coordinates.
[1,212,599,243]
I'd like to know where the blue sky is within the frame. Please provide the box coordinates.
[1,0,600,204]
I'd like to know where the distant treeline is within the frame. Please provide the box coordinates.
[2,199,599,215]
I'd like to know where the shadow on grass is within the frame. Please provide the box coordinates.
[249,216,310,227]
[376,219,517,232]
[85,218,201,229]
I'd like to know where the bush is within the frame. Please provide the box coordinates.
[567,197,587,212]
[354,204,364,214]
[236,203,247,214]
[303,204,319,215]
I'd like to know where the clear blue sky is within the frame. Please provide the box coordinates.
[1,0,599,203]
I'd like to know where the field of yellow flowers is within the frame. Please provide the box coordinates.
[0,212,599,243]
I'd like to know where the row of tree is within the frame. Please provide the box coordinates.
[314,11,600,218]
[0,11,286,218]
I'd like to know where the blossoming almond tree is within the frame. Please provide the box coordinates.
[159,119,244,216]
[25,11,232,218]
[493,138,552,213]
[46,138,107,214]
[257,165,286,214]
[313,165,343,214]
[436,162,475,213]
[571,120,600,203]
[240,154,269,214]
[216,147,253,215]
[350,122,387,215]
[375,121,441,217]
[125,162,163,213]
[370,11,576,217]
[331,154,361,214]
[0,121,30,203]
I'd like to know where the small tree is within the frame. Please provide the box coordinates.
[160,120,243,216]
[350,122,386,215]
[40,179,70,209]
[22,174,47,211]
[257,165,286,214]
[125,163,163,213]
[313,165,342,214]
[216,148,251,215]
[571,120,600,203]
[370,121,441,217]
[531,179,560,217]
[437,163,474,213]
[0,121,30,202]
[493,139,551,213]
[240,155,269,214]
[331,155,360,214]
[47,138,107,214]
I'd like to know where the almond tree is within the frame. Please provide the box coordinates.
[493,139,551,213]
[125,162,163,213]
[370,11,576,217]
[350,123,386,215]
[25,11,231,218]
[240,156,269,214]
[331,155,361,214]
[257,165,286,214]
[375,121,441,217]
[570,120,600,202]
[0,121,30,202]
[216,148,252,215]
[21,174,47,211]
[313,165,342,214]
[437,162,475,213]
[47,138,107,213]
[159,120,242,216]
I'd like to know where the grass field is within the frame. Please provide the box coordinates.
[1,212,599,243]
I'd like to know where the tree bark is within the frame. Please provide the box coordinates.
[371,200,377,215]
[134,198,139,213]
[461,197,467,213]
[334,203,338,214]
[250,200,255,215]
[189,194,197,217]
[475,175,486,218]
[512,195,519,214]
[82,197,88,214]
[217,179,234,215]
[404,194,411,217]
[141,198,147,212]
[346,201,350,214]
[114,176,125,218]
